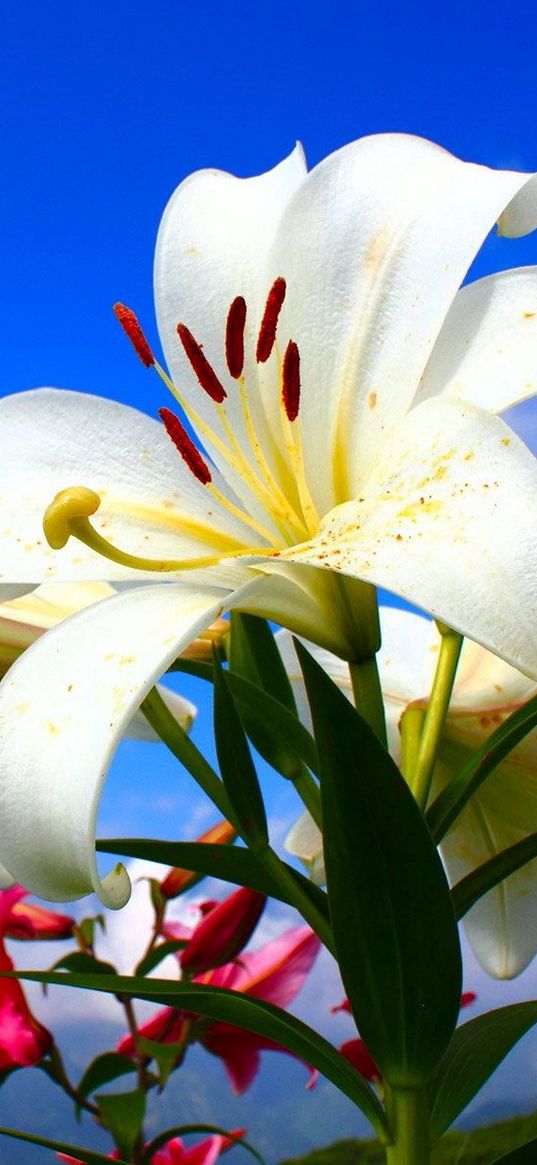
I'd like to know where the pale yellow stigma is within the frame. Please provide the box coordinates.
[43,487,101,549]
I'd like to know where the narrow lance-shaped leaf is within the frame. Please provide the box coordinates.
[229,613,297,713]
[9,970,389,1141]
[490,1139,537,1165]
[427,692,537,843]
[97,838,330,924]
[225,670,319,779]
[212,653,268,845]
[228,613,308,781]
[429,1001,537,1141]
[295,639,462,1088]
[452,832,537,920]
[0,1126,130,1165]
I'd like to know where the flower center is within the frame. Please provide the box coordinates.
[43,282,320,575]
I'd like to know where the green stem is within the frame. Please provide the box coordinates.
[409,626,463,811]
[400,706,426,784]
[141,688,237,826]
[256,843,335,955]
[142,688,333,951]
[384,1086,430,1165]
[349,655,387,747]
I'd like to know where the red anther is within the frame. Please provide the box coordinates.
[113,303,155,368]
[225,296,247,379]
[177,322,227,403]
[282,340,300,421]
[256,277,287,363]
[159,407,212,485]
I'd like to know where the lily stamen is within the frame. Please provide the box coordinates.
[177,323,227,403]
[43,487,270,573]
[256,277,287,363]
[159,407,282,548]
[225,296,247,379]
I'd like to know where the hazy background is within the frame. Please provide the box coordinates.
[2,1,537,1161]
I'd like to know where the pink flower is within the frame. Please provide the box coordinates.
[339,1038,380,1084]
[178,887,266,975]
[152,1130,245,1165]
[0,887,69,1071]
[117,926,320,1092]
[57,1129,245,1165]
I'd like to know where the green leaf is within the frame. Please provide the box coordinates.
[77,1052,136,1114]
[137,1037,185,1087]
[227,612,309,781]
[96,1088,146,1160]
[142,1124,265,1165]
[225,670,319,779]
[430,1002,537,1141]
[452,831,537,920]
[52,951,116,975]
[76,914,106,948]
[0,1126,130,1164]
[97,838,329,921]
[295,639,462,1088]
[490,1139,537,1164]
[10,970,388,1141]
[426,692,537,843]
[229,612,297,713]
[213,654,268,844]
[135,939,188,977]
[168,658,216,681]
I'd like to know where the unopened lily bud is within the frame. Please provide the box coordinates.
[180,618,230,663]
[180,886,266,974]
[160,819,236,899]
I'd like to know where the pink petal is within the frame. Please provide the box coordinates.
[181,888,265,975]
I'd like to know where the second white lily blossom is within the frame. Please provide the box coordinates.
[2,133,537,905]
[282,611,537,980]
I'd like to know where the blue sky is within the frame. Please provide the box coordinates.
[3,0,537,1160]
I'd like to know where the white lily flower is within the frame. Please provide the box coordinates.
[281,611,537,979]
[0,582,197,894]
[0,582,196,737]
[2,133,537,907]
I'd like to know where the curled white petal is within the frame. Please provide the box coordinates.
[0,584,226,906]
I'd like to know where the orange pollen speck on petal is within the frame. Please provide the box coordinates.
[177,323,227,403]
[282,340,301,421]
[225,296,247,379]
[159,406,212,485]
[113,303,155,368]
[256,277,287,363]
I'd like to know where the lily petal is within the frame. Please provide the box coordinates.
[0,389,257,585]
[263,134,537,513]
[282,397,537,678]
[154,145,307,502]
[416,267,537,413]
[435,736,537,979]
[0,584,226,906]
[0,582,196,735]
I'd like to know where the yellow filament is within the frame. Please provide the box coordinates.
[279,406,319,538]
[206,483,281,548]
[237,377,309,539]
[154,360,305,543]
